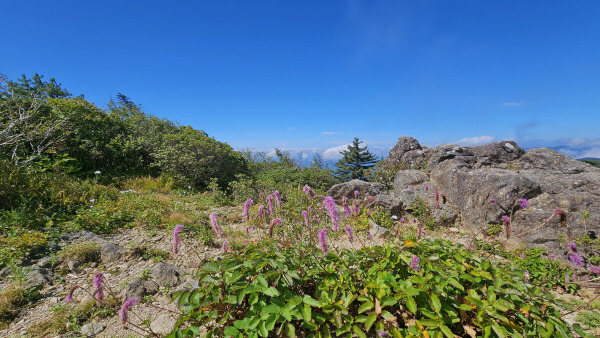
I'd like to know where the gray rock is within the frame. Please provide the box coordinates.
[327,179,388,202]
[24,268,53,290]
[150,314,176,336]
[176,280,200,292]
[67,260,80,271]
[123,278,159,300]
[369,220,390,238]
[80,321,104,337]
[59,230,102,243]
[150,262,185,287]
[368,136,600,255]
[101,243,127,264]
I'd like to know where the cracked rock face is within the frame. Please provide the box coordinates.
[334,137,600,254]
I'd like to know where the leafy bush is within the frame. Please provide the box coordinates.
[513,248,576,293]
[171,239,571,337]
[0,232,48,268]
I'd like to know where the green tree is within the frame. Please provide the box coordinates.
[333,137,378,182]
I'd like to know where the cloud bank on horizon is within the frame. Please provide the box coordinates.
[249,135,600,163]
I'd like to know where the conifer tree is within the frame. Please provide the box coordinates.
[334,137,378,182]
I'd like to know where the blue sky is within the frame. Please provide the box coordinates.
[1,1,599,160]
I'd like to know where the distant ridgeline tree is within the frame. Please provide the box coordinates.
[333,137,378,182]
[0,73,248,188]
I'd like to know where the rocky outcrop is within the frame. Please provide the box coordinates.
[336,137,600,254]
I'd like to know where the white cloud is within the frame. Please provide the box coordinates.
[321,131,341,135]
[322,144,351,160]
[504,102,522,106]
[456,135,495,146]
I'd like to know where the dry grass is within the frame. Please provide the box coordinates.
[0,284,39,328]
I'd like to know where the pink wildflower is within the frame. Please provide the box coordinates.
[318,229,328,254]
[590,266,600,275]
[354,190,359,199]
[501,216,510,225]
[518,198,529,208]
[489,198,496,204]
[409,255,420,271]
[267,195,274,214]
[301,210,309,227]
[93,272,104,302]
[569,253,584,267]
[119,297,138,326]
[273,191,281,209]
[344,204,351,216]
[222,241,229,253]
[65,285,79,303]
[172,224,184,255]
[303,185,315,199]
[567,242,578,252]
[209,212,223,238]
[244,199,253,221]
[323,196,339,231]
[258,205,266,220]
[344,226,354,244]
[565,274,570,284]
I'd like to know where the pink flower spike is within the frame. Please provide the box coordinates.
[303,185,315,199]
[209,212,223,238]
[354,190,359,199]
[267,195,274,214]
[65,285,79,303]
[244,199,253,221]
[409,255,420,271]
[323,196,339,231]
[119,298,139,326]
[344,226,354,244]
[318,229,328,254]
[172,224,184,255]
[222,241,229,253]
[273,191,281,209]
[93,272,104,302]
[301,210,309,227]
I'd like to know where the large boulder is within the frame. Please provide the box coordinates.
[327,179,388,202]
[366,136,600,254]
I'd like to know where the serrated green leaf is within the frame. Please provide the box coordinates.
[358,301,374,314]
[430,294,441,313]
[223,326,240,337]
[406,297,417,313]
[365,312,377,331]
[303,295,321,307]
[353,325,367,338]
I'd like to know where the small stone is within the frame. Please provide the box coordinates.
[80,321,104,337]
[150,262,184,287]
[150,314,177,336]
[25,268,52,290]
[449,227,459,233]
[123,278,159,301]
[368,220,390,238]
[36,257,53,269]
[67,260,80,271]
[101,243,127,264]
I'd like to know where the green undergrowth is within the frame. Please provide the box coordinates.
[170,238,572,337]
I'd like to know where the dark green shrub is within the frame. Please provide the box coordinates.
[171,239,571,337]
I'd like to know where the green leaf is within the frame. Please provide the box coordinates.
[302,304,312,322]
[353,325,367,338]
[380,295,396,308]
[430,294,441,313]
[358,301,374,314]
[439,324,453,338]
[303,295,321,307]
[285,323,296,337]
[406,297,417,313]
[365,312,377,331]
[202,262,219,273]
[491,322,507,338]
[262,287,280,297]
[223,326,240,337]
